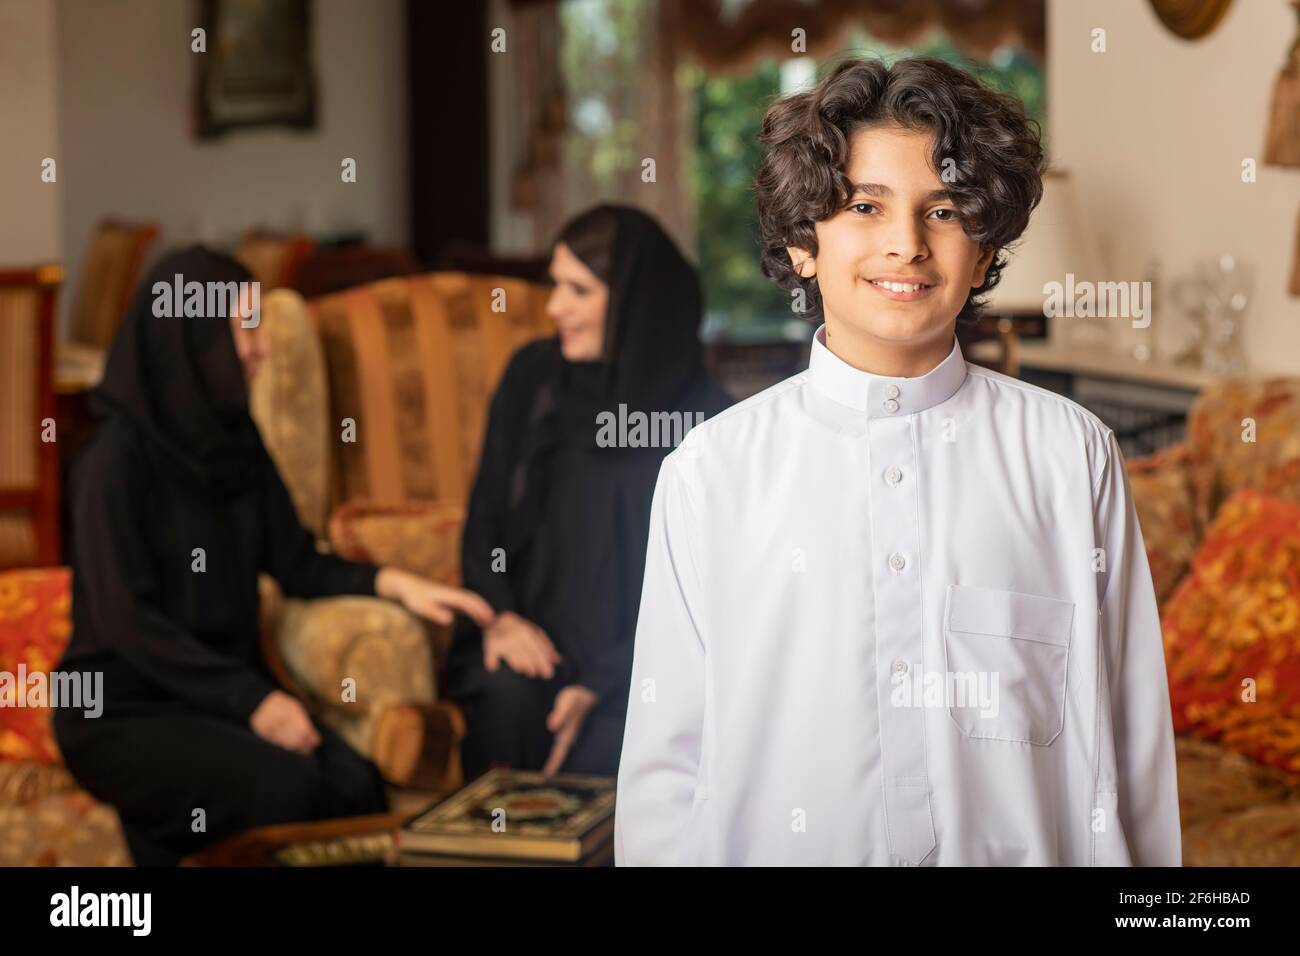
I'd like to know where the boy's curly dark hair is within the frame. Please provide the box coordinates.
[753,56,1046,324]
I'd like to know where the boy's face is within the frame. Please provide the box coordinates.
[787,124,994,363]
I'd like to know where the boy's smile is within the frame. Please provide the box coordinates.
[787,124,995,376]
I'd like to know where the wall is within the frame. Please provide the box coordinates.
[55,0,408,335]
[0,0,62,265]
[1048,0,1300,374]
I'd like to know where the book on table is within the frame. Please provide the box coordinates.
[399,768,616,862]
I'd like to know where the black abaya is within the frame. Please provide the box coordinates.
[445,206,732,780]
[53,247,387,865]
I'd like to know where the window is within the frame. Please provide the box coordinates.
[559,1,1047,343]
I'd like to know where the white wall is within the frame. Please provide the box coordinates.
[0,0,62,265]
[1048,0,1300,374]
[56,0,408,335]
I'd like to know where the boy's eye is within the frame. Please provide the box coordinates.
[846,203,960,221]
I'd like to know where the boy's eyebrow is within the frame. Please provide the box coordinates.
[849,182,952,203]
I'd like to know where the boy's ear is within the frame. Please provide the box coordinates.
[971,246,996,288]
[787,246,817,279]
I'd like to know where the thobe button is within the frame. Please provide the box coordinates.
[893,659,909,675]
[884,465,902,486]
[885,384,901,399]
[883,398,900,413]
[888,551,906,572]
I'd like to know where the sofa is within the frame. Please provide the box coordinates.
[0,272,554,865]
[1127,377,1300,864]
[248,274,554,755]
[0,567,450,865]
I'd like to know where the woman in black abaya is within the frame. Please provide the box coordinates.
[53,246,493,866]
[445,204,732,780]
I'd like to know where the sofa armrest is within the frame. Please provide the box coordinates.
[258,582,466,788]
[328,500,466,661]
[262,590,434,717]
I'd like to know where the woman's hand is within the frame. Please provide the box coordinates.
[249,689,322,755]
[482,611,563,679]
[542,685,599,775]
[375,567,495,628]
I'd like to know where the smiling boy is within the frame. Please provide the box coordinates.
[614,57,1181,866]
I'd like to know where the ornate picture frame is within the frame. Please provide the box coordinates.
[195,0,317,138]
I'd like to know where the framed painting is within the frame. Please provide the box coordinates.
[196,0,316,138]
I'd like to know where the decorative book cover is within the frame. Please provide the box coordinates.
[399,768,616,862]
[272,832,394,867]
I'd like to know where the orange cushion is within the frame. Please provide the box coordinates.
[0,567,72,765]
[1162,490,1300,773]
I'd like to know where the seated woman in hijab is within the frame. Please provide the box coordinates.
[53,246,493,866]
[445,204,732,780]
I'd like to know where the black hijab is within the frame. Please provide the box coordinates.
[509,204,710,557]
[92,245,263,498]
[575,203,706,415]
[450,203,728,717]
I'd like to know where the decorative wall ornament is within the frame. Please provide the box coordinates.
[1147,0,1234,40]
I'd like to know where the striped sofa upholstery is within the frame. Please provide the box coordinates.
[250,271,554,564]
[0,267,62,568]
[307,272,553,514]
[69,220,157,350]
[235,230,315,290]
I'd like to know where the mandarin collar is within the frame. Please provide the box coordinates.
[806,324,968,417]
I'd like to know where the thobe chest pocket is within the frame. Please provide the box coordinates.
[942,584,1074,746]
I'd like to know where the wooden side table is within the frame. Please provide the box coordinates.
[180,812,409,867]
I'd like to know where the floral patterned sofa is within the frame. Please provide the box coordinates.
[0,566,455,865]
[1128,377,1300,865]
[0,568,127,864]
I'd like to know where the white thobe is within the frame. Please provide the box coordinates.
[614,325,1181,866]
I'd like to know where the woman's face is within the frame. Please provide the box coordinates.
[227,294,270,385]
[546,241,608,362]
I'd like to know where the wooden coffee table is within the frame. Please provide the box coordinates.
[181,808,614,867]
[180,812,408,867]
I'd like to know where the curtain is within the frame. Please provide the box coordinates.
[660,0,1044,75]
[502,0,696,259]
[500,0,1045,258]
